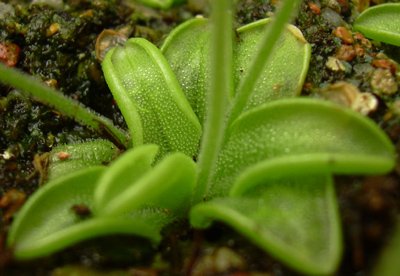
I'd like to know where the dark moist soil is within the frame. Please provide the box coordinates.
[1,0,400,275]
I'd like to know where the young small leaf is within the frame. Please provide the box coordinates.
[94,144,159,213]
[191,174,342,275]
[99,151,197,217]
[102,38,201,158]
[354,3,400,46]
[210,98,395,197]
[7,167,169,260]
[48,139,119,181]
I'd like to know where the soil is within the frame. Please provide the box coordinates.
[0,0,400,275]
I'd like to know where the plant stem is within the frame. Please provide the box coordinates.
[228,0,301,124]
[194,0,233,203]
[0,63,129,148]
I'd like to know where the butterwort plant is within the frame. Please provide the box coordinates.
[0,1,396,275]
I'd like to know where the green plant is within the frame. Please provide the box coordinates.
[0,1,395,275]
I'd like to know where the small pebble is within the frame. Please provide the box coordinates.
[371,69,398,96]
[95,29,128,61]
[46,23,60,37]
[326,56,346,72]
[318,81,378,114]
[0,42,20,67]
[333,26,354,44]
[336,44,356,61]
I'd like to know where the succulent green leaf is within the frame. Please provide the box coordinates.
[161,17,211,124]
[94,144,159,213]
[162,18,311,123]
[354,3,400,46]
[99,151,197,217]
[7,167,169,260]
[191,174,342,275]
[209,98,395,197]
[48,139,120,181]
[235,19,311,111]
[102,38,201,158]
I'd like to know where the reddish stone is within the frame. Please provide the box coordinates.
[333,26,354,45]
[336,45,356,61]
[0,42,21,67]
[308,2,321,15]
[372,59,398,75]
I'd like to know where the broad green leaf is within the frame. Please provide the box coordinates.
[234,19,311,111]
[94,144,158,213]
[161,17,211,124]
[48,139,119,181]
[354,3,400,46]
[7,167,169,260]
[99,151,197,217]
[102,38,201,158]
[191,174,342,275]
[209,98,395,197]
[162,18,311,123]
